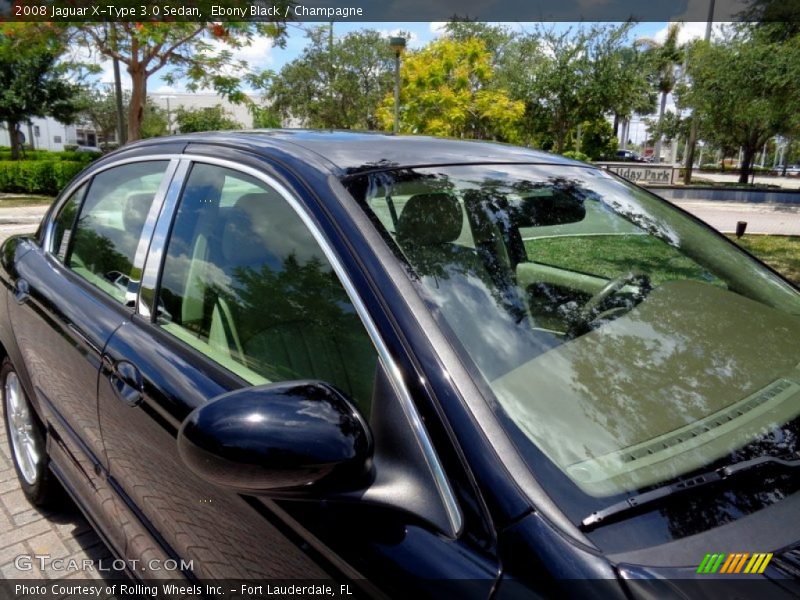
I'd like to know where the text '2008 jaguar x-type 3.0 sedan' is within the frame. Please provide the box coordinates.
[1,131,799,598]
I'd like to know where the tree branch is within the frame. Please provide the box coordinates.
[145,26,206,77]
[83,26,128,64]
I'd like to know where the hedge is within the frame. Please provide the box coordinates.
[0,149,100,163]
[0,160,85,195]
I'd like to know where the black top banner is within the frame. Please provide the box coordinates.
[1,0,798,23]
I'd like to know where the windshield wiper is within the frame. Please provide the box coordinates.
[580,455,800,531]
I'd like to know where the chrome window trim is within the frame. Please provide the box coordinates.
[142,155,463,536]
[137,159,191,318]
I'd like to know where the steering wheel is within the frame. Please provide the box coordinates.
[570,271,651,335]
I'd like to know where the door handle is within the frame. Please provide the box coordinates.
[107,359,144,407]
[13,278,30,304]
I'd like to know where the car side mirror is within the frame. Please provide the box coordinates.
[177,381,373,495]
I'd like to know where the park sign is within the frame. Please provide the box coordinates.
[596,162,677,186]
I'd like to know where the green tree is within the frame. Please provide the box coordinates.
[442,21,514,65]
[644,110,690,147]
[501,24,641,153]
[249,103,282,128]
[636,23,684,163]
[680,30,800,183]
[596,44,656,146]
[379,37,524,141]
[77,87,171,144]
[576,118,618,160]
[174,105,242,133]
[76,86,122,149]
[0,25,81,159]
[265,26,396,129]
[140,101,169,139]
[70,20,287,142]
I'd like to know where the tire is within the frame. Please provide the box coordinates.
[1,358,59,507]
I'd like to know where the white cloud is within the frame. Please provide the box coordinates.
[429,22,448,35]
[230,35,275,70]
[375,28,421,49]
[650,20,730,45]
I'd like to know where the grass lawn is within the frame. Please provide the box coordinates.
[728,235,800,286]
[524,233,800,288]
[0,195,54,208]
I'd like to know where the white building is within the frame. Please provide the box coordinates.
[149,92,259,133]
[0,118,100,152]
[0,92,261,152]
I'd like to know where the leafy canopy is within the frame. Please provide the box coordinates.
[0,25,82,157]
[265,26,397,130]
[174,104,242,133]
[378,37,524,141]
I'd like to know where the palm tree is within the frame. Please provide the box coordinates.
[637,23,683,163]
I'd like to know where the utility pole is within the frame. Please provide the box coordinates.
[682,0,715,184]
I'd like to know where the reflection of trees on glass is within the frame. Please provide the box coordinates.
[211,253,376,415]
[657,454,800,540]
[69,216,135,284]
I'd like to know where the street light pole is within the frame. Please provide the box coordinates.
[389,37,406,135]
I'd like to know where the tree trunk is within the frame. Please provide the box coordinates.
[7,119,21,160]
[653,91,668,163]
[613,113,619,136]
[620,118,629,150]
[739,145,755,185]
[127,67,147,142]
[682,117,698,185]
[555,127,566,154]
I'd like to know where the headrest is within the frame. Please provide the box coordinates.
[221,193,274,265]
[123,192,153,234]
[396,193,463,245]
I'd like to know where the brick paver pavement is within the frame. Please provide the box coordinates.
[0,421,119,581]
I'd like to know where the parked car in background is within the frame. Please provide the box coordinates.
[614,149,645,162]
[773,164,800,176]
[2,131,799,597]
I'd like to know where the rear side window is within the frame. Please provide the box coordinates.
[155,163,378,416]
[67,161,168,305]
[50,183,87,262]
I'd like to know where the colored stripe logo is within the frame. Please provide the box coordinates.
[696,552,773,574]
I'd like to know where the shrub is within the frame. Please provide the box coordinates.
[562,150,591,163]
[0,148,100,163]
[0,160,85,195]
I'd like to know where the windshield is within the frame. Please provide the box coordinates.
[347,164,800,547]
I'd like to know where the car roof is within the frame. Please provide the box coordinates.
[118,129,589,176]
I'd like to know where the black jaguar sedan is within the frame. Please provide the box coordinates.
[2,131,799,598]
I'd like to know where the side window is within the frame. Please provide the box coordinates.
[156,163,378,415]
[50,183,87,261]
[67,162,168,304]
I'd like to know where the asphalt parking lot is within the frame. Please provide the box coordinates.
[0,197,797,581]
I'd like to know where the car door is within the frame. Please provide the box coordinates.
[6,158,174,555]
[97,156,500,591]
